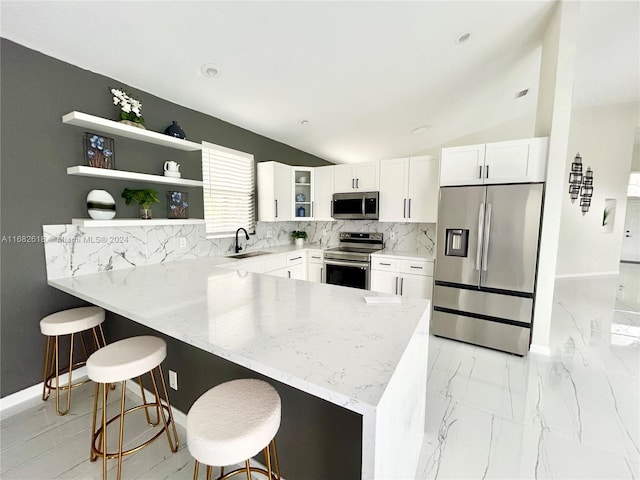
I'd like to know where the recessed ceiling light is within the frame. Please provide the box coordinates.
[200,64,219,78]
[299,119,309,126]
[411,125,429,135]
[456,32,471,44]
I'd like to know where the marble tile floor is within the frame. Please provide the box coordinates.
[1,264,638,479]
[417,262,640,480]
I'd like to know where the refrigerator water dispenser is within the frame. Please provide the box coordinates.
[445,229,469,257]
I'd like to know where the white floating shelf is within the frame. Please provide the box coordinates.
[72,218,205,228]
[67,166,203,187]
[62,111,202,151]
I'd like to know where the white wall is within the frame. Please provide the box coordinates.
[555,101,639,276]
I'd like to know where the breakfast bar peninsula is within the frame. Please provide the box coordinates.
[48,255,430,479]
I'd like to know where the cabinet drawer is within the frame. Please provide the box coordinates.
[264,254,286,272]
[398,259,433,276]
[307,250,324,264]
[286,252,305,266]
[371,257,398,271]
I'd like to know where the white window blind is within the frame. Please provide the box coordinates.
[202,141,255,237]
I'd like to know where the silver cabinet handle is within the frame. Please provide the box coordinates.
[320,267,323,282]
[312,255,321,259]
[400,277,404,295]
[485,165,489,178]
[476,203,484,271]
[403,198,407,218]
[482,203,492,271]
[478,166,483,179]
[352,178,355,189]
[380,262,392,266]
[356,178,359,189]
[395,276,399,294]
[409,265,423,269]
[275,199,278,218]
[290,256,302,261]
[408,198,411,218]
[288,270,291,278]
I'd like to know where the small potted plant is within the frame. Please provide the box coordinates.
[110,87,145,128]
[291,230,308,247]
[122,188,160,219]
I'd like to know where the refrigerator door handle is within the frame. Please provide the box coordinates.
[476,203,484,271]
[482,203,492,271]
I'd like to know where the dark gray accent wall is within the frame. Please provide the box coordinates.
[0,38,331,397]
[1,39,363,479]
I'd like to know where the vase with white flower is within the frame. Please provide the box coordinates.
[110,87,145,129]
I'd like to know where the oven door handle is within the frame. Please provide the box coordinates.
[324,259,369,269]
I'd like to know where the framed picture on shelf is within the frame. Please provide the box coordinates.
[168,191,189,219]
[83,132,115,169]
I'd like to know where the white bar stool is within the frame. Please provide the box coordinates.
[187,379,281,480]
[87,335,179,480]
[40,306,107,415]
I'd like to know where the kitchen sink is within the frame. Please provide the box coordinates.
[226,251,269,259]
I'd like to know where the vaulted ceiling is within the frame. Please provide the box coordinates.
[1,1,638,163]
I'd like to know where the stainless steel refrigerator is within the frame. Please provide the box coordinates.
[432,183,544,355]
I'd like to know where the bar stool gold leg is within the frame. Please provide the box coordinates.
[245,460,252,480]
[265,444,273,479]
[271,440,280,480]
[149,365,179,452]
[102,383,108,480]
[193,460,200,480]
[205,464,212,480]
[90,382,100,462]
[42,336,53,401]
[139,375,160,426]
[117,380,126,480]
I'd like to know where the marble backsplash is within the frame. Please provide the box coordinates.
[42,221,435,279]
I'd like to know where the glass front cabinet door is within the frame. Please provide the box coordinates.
[293,167,314,220]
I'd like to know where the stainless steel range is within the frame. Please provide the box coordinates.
[323,232,384,289]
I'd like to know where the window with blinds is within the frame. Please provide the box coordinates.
[202,141,255,238]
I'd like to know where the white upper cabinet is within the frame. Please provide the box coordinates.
[257,161,292,221]
[313,165,335,221]
[440,137,548,186]
[379,155,438,223]
[334,161,379,193]
[439,144,486,186]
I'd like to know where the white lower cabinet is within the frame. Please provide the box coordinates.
[268,251,306,280]
[306,250,324,283]
[370,255,434,300]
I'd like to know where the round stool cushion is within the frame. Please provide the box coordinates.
[40,306,105,336]
[187,379,281,466]
[87,336,166,384]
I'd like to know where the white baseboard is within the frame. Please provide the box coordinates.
[555,270,619,279]
[529,344,551,356]
[0,367,88,418]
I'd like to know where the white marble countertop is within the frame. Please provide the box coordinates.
[48,257,430,416]
[372,249,435,261]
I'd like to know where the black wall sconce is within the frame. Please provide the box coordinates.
[568,152,594,215]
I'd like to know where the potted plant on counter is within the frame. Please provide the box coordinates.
[122,188,160,219]
[291,230,308,247]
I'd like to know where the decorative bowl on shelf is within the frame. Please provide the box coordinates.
[296,193,306,202]
[87,190,116,220]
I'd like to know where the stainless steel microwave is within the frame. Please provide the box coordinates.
[332,192,379,220]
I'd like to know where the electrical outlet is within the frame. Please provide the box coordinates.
[169,370,178,390]
[178,237,187,249]
[265,231,273,239]
[390,232,396,240]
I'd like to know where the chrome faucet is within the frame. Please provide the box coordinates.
[235,228,249,253]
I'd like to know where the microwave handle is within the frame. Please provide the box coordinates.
[362,194,366,216]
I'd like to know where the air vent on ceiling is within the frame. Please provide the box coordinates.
[515,89,529,99]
